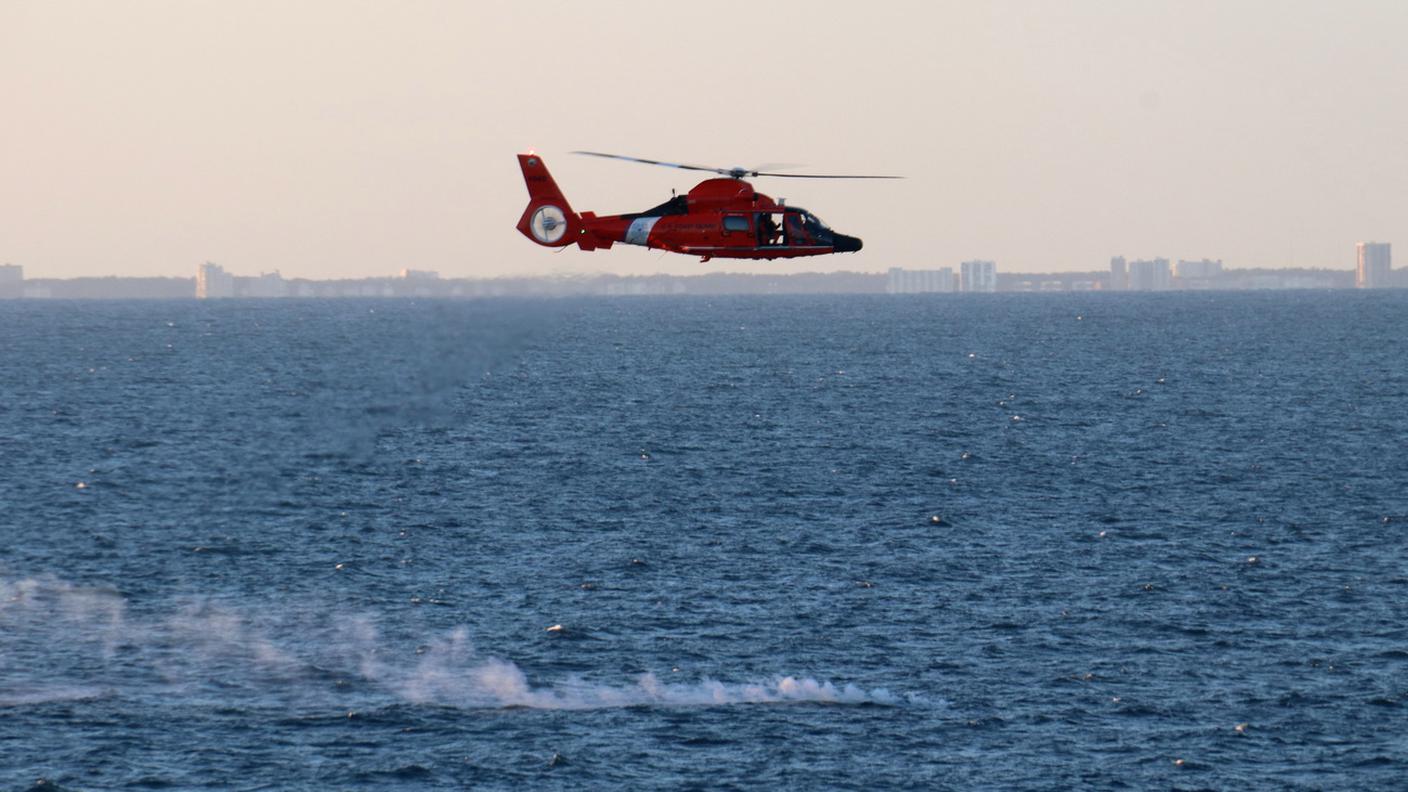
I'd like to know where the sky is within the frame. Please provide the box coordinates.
[3,0,1406,280]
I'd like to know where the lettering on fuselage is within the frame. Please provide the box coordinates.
[625,217,661,246]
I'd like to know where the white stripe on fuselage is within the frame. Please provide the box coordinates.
[625,217,661,246]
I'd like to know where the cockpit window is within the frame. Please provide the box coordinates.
[788,208,828,231]
[784,209,833,244]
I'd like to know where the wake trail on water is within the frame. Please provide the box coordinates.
[394,627,904,709]
[0,575,913,711]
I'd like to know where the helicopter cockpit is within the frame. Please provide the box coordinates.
[800,210,830,232]
[749,208,833,247]
[782,209,833,245]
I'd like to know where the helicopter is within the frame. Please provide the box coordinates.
[515,151,900,262]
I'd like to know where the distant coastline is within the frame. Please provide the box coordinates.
[0,266,1394,300]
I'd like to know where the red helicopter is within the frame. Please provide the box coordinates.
[515,151,900,262]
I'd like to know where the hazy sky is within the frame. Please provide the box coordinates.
[3,0,1406,279]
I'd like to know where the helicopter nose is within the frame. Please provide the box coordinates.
[833,233,863,253]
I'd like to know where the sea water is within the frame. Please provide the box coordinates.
[2,292,1406,789]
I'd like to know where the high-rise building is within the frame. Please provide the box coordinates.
[886,267,954,294]
[960,260,997,292]
[1356,242,1391,289]
[1128,258,1171,291]
[0,263,22,299]
[1109,256,1127,290]
[196,262,235,298]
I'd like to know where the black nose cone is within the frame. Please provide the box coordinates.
[833,233,863,253]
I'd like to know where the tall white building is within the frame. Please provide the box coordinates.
[1128,258,1171,291]
[960,260,997,292]
[1356,242,1391,289]
[196,262,234,299]
[886,267,954,294]
[1109,256,1127,290]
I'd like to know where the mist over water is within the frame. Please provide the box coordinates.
[0,574,899,714]
[2,293,1407,789]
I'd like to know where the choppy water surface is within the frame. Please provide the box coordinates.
[2,293,1406,790]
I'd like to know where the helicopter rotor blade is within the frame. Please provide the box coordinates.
[749,162,805,173]
[752,171,905,179]
[572,151,904,180]
[571,151,727,175]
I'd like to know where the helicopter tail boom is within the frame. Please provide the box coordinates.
[516,153,581,247]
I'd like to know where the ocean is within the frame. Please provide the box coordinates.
[2,292,1406,790]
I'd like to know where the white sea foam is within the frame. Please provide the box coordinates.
[401,665,896,710]
[0,574,912,712]
[390,626,900,709]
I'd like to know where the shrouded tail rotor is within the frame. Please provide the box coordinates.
[516,153,581,247]
[528,205,569,244]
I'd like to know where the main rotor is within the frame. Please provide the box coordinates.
[571,151,903,180]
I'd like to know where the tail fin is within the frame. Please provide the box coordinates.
[516,153,581,247]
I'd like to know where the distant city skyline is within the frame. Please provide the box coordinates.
[4,2,1407,279]
[2,238,1390,287]
[4,256,1396,300]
